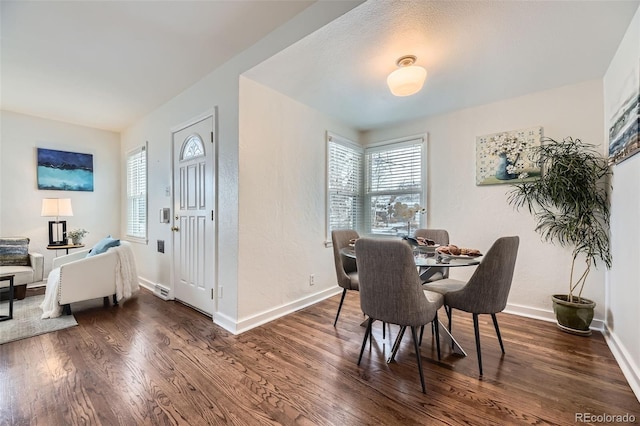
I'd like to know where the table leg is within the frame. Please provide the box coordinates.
[437,320,467,356]
[387,326,406,363]
[385,320,466,360]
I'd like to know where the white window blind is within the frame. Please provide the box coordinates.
[327,133,362,239]
[126,145,147,241]
[365,138,424,235]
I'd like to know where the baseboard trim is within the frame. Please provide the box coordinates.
[213,311,238,334]
[504,302,605,331]
[215,287,342,335]
[603,326,640,402]
[26,280,47,289]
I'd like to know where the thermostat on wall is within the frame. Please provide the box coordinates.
[160,208,170,223]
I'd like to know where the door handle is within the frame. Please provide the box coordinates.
[171,226,179,232]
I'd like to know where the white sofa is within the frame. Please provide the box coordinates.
[0,237,44,300]
[43,240,139,316]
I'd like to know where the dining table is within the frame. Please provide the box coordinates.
[340,244,481,357]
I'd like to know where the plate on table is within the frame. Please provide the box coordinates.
[412,244,440,253]
[440,253,482,260]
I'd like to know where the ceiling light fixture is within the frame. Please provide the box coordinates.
[387,55,427,97]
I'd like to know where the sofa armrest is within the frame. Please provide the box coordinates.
[52,249,92,269]
[58,250,118,305]
[29,252,44,281]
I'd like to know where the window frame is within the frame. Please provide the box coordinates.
[125,143,148,244]
[325,132,363,245]
[364,135,426,236]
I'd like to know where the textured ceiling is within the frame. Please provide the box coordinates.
[0,0,315,131]
[1,1,638,133]
[245,0,640,131]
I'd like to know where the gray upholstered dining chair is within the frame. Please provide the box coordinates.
[423,236,519,376]
[413,228,450,281]
[355,238,444,393]
[331,229,360,326]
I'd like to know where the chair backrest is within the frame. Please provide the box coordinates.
[446,236,519,314]
[414,229,450,279]
[355,238,439,327]
[413,229,449,246]
[331,229,359,290]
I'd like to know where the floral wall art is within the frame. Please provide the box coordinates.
[476,126,543,186]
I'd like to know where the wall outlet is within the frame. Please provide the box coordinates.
[309,274,315,286]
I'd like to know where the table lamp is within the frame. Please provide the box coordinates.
[41,198,73,246]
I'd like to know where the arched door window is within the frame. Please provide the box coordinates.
[180,134,205,161]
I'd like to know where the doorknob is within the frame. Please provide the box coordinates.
[171,226,179,232]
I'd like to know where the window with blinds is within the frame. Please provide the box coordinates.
[126,144,147,241]
[327,133,362,239]
[365,138,424,235]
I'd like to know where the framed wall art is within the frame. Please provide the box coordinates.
[37,148,94,191]
[608,58,640,165]
[476,126,543,186]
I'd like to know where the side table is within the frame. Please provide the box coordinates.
[47,243,85,255]
[0,274,15,321]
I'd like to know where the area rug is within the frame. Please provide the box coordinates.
[0,294,77,344]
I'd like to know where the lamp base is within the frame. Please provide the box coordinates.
[48,220,67,246]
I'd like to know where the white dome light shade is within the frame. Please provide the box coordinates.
[387,55,427,97]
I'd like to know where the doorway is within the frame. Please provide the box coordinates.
[171,114,216,315]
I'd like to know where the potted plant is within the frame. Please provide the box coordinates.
[67,228,88,245]
[507,136,612,335]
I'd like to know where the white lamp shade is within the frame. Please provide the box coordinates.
[41,198,73,217]
[387,65,427,97]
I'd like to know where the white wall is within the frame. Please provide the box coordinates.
[119,2,360,329]
[362,80,607,323]
[603,5,640,400]
[237,77,358,330]
[0,110,121,275]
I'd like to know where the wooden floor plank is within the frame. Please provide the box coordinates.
[1,288,638,425]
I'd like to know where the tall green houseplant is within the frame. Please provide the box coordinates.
[508,137,612,334]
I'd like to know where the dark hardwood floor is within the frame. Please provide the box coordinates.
[1,287,638,425]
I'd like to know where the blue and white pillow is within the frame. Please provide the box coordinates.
[86,236,120,257]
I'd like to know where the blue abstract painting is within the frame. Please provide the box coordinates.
[37,148,94,191]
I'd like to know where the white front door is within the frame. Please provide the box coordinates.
[172,115,215,315]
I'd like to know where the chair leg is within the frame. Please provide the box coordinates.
[491,313,505,354]
[113,294,118,306]
[433,312,441,361]
[473,313,483,376]
[410,326,426,394]
[62,304,72,315]
[333,288,347,327]
[103,296,110,307]
[420,321,437,346]
[383,322,386,339]
[358,317,374,365]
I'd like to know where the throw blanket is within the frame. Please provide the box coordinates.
[115,243,140,301]
[41,267,63,318]
[40,244,140,319]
